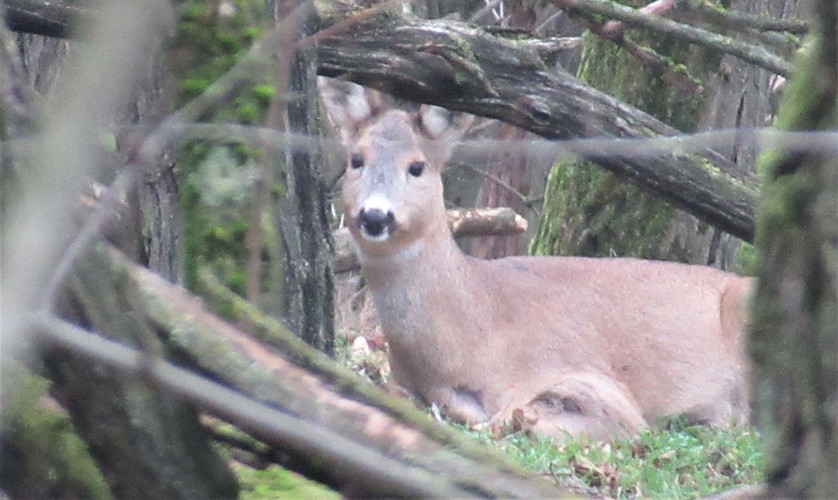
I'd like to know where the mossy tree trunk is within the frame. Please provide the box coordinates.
[272,0,335,354]
[1,4,238,496]
[531,0,790,267]
[750,1,838,495]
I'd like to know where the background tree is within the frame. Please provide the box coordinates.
[1,1,238,496]
[750,0,838,495]
[532,0,801,268]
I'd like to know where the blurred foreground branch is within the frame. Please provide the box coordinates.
[34,245,564,497]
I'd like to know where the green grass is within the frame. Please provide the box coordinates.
[234,341,763,498]
[455,418,763,498]
[330,339,764,498]
[232,405,763,499]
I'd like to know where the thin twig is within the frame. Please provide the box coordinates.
[38,167,141,312]
[598,30,700,93]
[470,0,504,24]
[551,0,791,76]
[692,2,808,35]
[458,163,540,214]
[29,313,465,498]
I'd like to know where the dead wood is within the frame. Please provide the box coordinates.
[38,245,566,497]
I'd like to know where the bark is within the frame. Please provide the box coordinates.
[47,249,238,499]
[6,0,760,241]
[468,1,570,259]
[36,245,567,498]
[274,1,335,354]
[532,0,792,268]
[550,0,792,75]
[694,0,804,267]
[1,2,236,497]
[750,1,838,496]
[3,0,84,39]
[533,0,731,266]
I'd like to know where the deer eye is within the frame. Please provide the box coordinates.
[407,161,425,177]
[350,153,364,169]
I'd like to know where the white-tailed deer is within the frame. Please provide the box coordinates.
[321,80,752,440]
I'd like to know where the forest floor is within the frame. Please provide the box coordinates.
[299,275,767,499]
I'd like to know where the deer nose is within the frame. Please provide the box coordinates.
[357,207,396,240]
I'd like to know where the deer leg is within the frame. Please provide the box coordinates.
[492,371,647,441]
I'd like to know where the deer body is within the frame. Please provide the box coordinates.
[324,82,751,440]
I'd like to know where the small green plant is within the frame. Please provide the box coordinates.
[477,419,763,498]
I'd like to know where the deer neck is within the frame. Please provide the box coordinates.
[358,224,476,398]
[358,226,467,293]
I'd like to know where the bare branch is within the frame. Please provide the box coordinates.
[551,0,791,76]
[316,15,758,241]
[689,1,808,35]
[4,0,759,240]
[29,314,482,498]
[42,246,566,497]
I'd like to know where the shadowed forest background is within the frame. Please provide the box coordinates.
[1,0,836,497]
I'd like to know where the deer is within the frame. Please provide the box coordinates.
[320,79,753,441]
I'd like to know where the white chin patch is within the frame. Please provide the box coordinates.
[360,228,391,242]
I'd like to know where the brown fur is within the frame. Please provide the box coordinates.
[322,80,752,440]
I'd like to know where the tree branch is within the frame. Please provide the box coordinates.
[31,314,470,497]
[550,0,791,76]
[35,245,565,497]
[4,0,760,241]
[2,0,87,39]
[690,1,808,35]
[315,12,758,241]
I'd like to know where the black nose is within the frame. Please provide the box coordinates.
[358,207,395,238]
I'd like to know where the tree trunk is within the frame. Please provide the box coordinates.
[1,3,238,496]
[694,0,804,268]
[750,1,838,495]
[274,1,335,354]
[48,248,238,499]
[36,244,568,498]
[531,0,779,267]
[468,1,548,259]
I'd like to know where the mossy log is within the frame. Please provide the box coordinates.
[38,245,566,497]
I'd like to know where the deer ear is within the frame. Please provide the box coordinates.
[318,77,386,144]
[417,105,474,168]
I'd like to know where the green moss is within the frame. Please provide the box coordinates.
[237,465,338,499]
[1,363,111,499]
[531,0,730,262]
[181,78,212,100]
[252,84,276,104]
[532,154,675,259]
[171,0,280,294]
